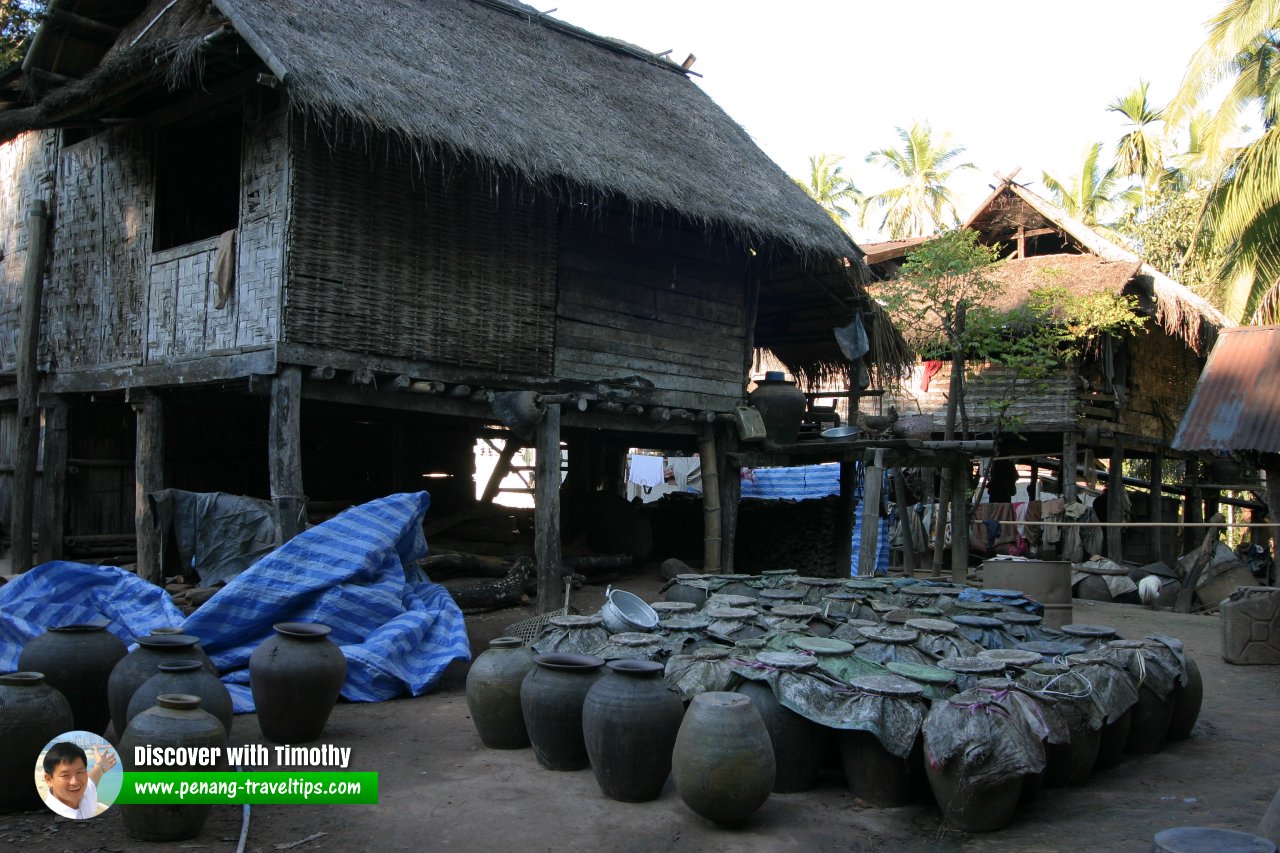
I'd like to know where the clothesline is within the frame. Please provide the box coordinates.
[996,520,1272,528]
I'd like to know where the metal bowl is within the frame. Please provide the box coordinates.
[821,426,861,441]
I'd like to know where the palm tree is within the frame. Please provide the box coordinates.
[1041,143,1141,228]
[862,123,976,239]
[1108,81,1166,205]
[796,154,864,227]
[1170,0,1280,322]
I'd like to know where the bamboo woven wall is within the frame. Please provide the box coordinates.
[0,131,58,372]
[284,123,556,375]
[1119,326,1201,443]
[554,212,749,411]
[40,104,285,374]
[882,362,1079,434]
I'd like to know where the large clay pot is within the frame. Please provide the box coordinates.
[841,731,925,807]
[127,660,233,736]
[749,371,806,445]
[120,694,227,841]
[1095,707,1133,771]
[583,659,685,802]
[466,637,535,749]
[736,679,826,793]
[924,754,1024,832]
[108,634,217,738]
[0,672,74,813]
[672,692,775,826]
[1124,684,1175,755]
[19,622,126,734]
[664,575,710,606]
[249,623,347,743]
[1167,654,1203,740]
[520,653,605,771]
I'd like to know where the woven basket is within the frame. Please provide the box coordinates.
[897,414,935,439]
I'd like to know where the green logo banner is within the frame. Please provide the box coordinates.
[115,771,378,804]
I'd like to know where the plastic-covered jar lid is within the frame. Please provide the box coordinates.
[610,633,661,647]
[703,606,756,620]
[1062,624,1120,639]
[978,649,1043,667]
[754,651,817,671]
[886,661,957,685]
[707,594,757,608]
[792,637,855,656]
[658,616,711,631]
[905,618,958,635]
[1017,640,1088,657]
[848,674,925,698]
[952,614,1003,628]
[995,611,1043,624]
[938,656,1007,674]
[693,646,731,660]
[860,626,919,644]
[770,604,821,619]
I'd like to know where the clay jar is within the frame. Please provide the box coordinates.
[120,694,228,841]
[672,692,775,826]
[582,660,685,802]
[127,660,234,736]
[18,622,126,734]
[108,633,217,738]
[466,637,535,749]
[0,672,74,813]
[748,371,806,444]
[736,666,826,793]
[520,653,605,771]
[839,675,927,807]
[249,622,347,743]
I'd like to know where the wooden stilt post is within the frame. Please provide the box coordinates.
[1062,432,1079,504]
[132,389,165,584]
[1106,440,1124,561]
[37,397,69,565]
[858,448,885,578]
[893,467,917,577]
[1028,459,1039,501]
[480,440,520,504]
[534,402,563,613]
[699,423,722,573]
[269,365,306,544]
[12,200,49,573]
[717,423,739,574]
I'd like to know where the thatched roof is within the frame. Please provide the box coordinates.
[984,181,1233,353]
[982,254,1143,313]
[4,0,860,263]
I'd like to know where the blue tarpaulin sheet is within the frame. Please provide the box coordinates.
[0,492,470,714]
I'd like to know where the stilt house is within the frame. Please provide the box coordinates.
[0,0,907,594]
[863,176,1236,565]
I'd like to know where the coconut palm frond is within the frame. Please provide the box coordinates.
[1170,0,1280,123]
[864,122,976,238]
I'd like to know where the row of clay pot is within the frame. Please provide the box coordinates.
[14,620,346,745]
[467,640,777,825]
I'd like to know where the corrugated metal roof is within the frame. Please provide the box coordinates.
[1172,325,1280,453]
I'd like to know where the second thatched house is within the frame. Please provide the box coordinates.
[862,175,1234,565]
[0,0,907,593]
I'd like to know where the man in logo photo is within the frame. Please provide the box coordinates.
[41,742,117,819]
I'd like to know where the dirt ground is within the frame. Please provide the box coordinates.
[3,575,1278,853]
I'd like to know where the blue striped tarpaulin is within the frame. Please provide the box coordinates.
[739,463,889,575]
[0,492,471,714]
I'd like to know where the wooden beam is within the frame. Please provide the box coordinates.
[480,440,520,504]
[132,390,165,584]
[837,459,857,577]
[1150,451,1166,564]
[269,366,306,544]
[950,459,969,584]
[37,398,69,565]
[12,200,49,573]
[1062,431,1079,504]
[534,403,563,613]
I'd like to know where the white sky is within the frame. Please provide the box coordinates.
[551,0,1225,241]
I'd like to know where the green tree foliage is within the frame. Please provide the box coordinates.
[1170,0,1280,322]
[863,122,976,239]
[795,154,864,228]
[1,1,43,72]
[1117,185,1226,296]
[1041,142,1141,228]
